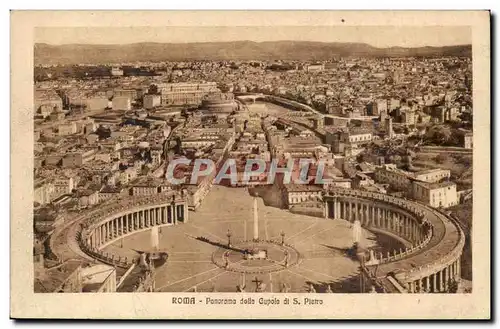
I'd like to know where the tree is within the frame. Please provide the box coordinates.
[424,125,452,146]
[447,279,459,293]
[434,154,448,164]
[147,84,159,95]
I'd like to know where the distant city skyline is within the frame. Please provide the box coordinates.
[35,26,471,48]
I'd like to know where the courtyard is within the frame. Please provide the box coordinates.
[104,186,400,293]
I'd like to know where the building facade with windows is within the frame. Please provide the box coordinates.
[159,82,219,106]
[411,181,458,208]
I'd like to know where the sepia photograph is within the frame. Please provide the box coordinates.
[10,10,490,319]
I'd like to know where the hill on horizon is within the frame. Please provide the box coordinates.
[34,41,472,65]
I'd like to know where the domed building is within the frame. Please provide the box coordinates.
[199,92,239,117]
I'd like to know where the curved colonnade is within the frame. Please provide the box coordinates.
[72,187,464,293]
[77,192,188,269]
[324,188,465,293]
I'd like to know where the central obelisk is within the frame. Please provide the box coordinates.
[253,193,259,242]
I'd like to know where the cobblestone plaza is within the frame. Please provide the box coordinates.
[103,186,386,292]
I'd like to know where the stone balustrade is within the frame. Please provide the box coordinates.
[376,229,433,264]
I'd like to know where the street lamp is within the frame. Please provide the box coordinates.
[280,230,286,246]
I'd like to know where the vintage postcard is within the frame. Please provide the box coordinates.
[11,10,490,319]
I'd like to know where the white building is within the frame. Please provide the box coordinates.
[34,180,54,205]
[345,132,373,144]
[412,181,458,208]
[112,96,131,111]
[58,122,77,136]
[306,64,325,72]
[111,67,123,76]
[143,94,161,110]
[284,184,324,207]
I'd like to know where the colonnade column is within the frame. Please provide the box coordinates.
[409,221,413,242]
[184,203,189,222]
[443,268,448,291]
[458,257,461,279]
[371,206,375,226]
[172,203,177,224]
[98,225,102,246]
[408,282,414,293]
[439,270,444,292]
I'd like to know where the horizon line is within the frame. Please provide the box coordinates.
[35,40,473,49]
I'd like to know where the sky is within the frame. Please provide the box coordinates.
[35,26,471,48]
